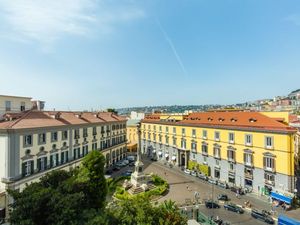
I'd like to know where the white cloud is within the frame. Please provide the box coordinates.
[0,0,145,45]
[284,14,300,26]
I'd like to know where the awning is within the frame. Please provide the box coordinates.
[165,154,169,158]
[270,192,293,204]
[158,151,163,156]
[171,156,176,161]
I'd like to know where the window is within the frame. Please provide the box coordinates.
[192,129,196,137]
[265,136,273,149]
[191,142,197,151]
[173,137,177,146]
[182,128,185,136]
[74,129,80,139]
[227,150,235,162]
[215,159,220,166]
[153,134,156,142]
[213,147,220,158]
[62,130,68,140]
[93,127,97,135]
[201,144,208,155]
[202,130,207,139]
[229,163,235,171]
[148,133,151,139]
[181,139,186,149]
[83,128,88,137]
[173,127,176,134]
[61,151,69,164]
[37,157,47,171]
[159,134,162,143]
[5,100,11,111]
[22,160,34,176]
[159,126,162,132]
[82,145,89,156]
[51,132,58,142]
[24,135,32,146]
[154,125,156,131]
[244,153,253,166]
[166,136,169,145]
[20,102,25,111]
[263,157,275,172]
[214,131,220,141]
[38,133,46,144]
[245,134,252,146]
[203,156,207,164]
[50,154,59,167]
[229,132,234,143]
[264,173,275,186]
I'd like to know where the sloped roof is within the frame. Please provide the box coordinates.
[0,110,126,129]
[142,112,296,133]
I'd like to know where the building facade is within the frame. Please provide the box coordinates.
[0,110,127,213]
[141,112,297,196]
[126,119,139,153]
[0,95,33,119]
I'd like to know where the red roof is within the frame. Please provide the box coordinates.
[142,112,296,133]
[0,110,126,129]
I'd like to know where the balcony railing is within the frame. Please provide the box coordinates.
[264,167,275,173]
[265,179,275,186]
[244,173,253,180]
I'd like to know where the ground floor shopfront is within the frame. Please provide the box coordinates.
[142,140,295,197]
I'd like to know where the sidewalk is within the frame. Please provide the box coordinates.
[150,159,300,221]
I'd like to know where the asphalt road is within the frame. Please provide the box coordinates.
[108,158,276,225]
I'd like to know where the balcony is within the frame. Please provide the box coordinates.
[202,151,208,156]
[244,173,253,180]
[265,179,275,186]
[74,135,80,139]
[214,154,221,159]
[264,167,276,173]
[227,158,235,163]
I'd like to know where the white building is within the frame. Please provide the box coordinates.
[130,111,145,120]
[0,110,127,218]
[0,95,33,119]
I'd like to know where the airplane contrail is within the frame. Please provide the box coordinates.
[156,19,187,76]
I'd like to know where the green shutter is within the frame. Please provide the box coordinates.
[66,151,69,162]
[37,158,41,171]
[73,149,76,159]
[50,155,53,167]
[61,152,64,164]
[44,157,48,170]
[22,162,26,177]
[56,153,59,165]
[31,161,34,175]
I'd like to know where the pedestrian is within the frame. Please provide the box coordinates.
[186,184,189,190]
[164,171,167,176]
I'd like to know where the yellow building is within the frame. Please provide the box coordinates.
[141,112,297,197]
[126,119,139,153]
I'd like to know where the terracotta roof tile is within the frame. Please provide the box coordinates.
[142,112,296,133]
[0,110,126,129]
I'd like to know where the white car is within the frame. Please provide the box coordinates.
[191,171,197,177]
[184,169,191,175]
[122,160,129,165]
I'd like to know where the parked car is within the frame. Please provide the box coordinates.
[251,209,274,224]
[122,160,129,165]
[217,182,228,189]
[184,169,191,175]
[116,161,126,167]
[191,171,197,177]
[197,172,208,181]
[127,156,135,162]
[230,186,245,195]
[217,194,229,201]
[122,169,133,176]
[205,200,220,209]
[129,162,135,167]
[112,166,121,171]
[224,203,244,214]
[151,158,157,161]
[208,178,218,185]
[105,169,113,175]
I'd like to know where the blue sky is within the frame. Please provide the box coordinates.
[0,0,300,110]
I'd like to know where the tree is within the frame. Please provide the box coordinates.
[8,151,108,225]
[107,196,187,225]
[106,108,118,114]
